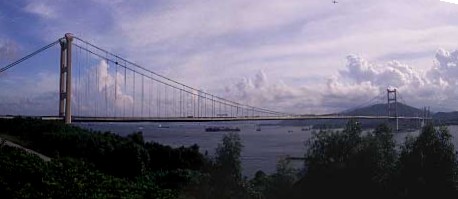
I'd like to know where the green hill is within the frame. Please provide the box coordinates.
[343,102,425,117]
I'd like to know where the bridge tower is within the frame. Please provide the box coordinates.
[387,88,398,131]
[59,33,73,124]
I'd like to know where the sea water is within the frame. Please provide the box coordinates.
[75,122,458,178]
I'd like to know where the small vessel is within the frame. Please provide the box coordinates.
[157,124,170,128]
[205,126,241,132]
[255,124,261,131]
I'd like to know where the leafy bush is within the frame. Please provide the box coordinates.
[397,124,458,198]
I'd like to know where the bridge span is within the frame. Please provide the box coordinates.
[0,33,432,131]
[0,115,428,123]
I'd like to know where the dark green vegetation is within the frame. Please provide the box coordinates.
[295,121,458,199]
[0,118,206,198]
[1,118,458,198]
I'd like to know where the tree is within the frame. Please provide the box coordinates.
[398,124,458,198]
[363,124,397,194]
[192,132,249,199]
[265,159,298,199]
[296,121,398,198]
[215,132,243,181]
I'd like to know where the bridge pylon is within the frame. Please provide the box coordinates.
[387,88,398,131]
[59,33,73,124]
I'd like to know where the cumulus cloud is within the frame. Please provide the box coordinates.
[24,1,57,19]
[5,0,458,115]
[224,70,323,113]
[73,60,134,116]
[323,49,458,112]
[224,48,458,114]
[6,49,458,116]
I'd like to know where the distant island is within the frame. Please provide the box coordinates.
[281,102,458,129]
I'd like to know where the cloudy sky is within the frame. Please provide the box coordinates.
[1,0,458,115]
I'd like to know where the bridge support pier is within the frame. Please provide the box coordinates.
[59,33,73,124]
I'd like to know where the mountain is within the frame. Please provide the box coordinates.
[432,111,458,124]
[342,102,425,117]
[279,103,425,129]
[279,103,458,129]
[344,103,458,125]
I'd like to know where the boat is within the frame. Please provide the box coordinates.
[255,124,261,131]
[205,126,241,132]
[157,124,170,128]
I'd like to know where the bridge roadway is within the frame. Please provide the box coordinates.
[0,115,429,122]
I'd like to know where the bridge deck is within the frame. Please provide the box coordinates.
[0,115,429,122]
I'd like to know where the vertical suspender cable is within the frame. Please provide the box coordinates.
[149,74,153,117]
[124,62,127,118]
[141,75,144,117]
[85,46,89,117]
[113,57,118,117]
[132,72,135,117]
[95,59,99,117]
[105,58,108,117]
[157,83,161,117]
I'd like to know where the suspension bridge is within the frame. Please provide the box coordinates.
[0,33,430,129]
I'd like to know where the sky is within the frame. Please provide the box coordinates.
[1,0,458,115]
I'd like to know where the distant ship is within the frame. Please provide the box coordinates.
[157,124,170,128]
[255,124,261,131]
[205,126,241,132]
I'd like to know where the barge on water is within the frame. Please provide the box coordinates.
[205,126,241,132]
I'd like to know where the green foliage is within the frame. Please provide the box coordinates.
[145,142,207,171]
[296,121,398,198]
[128,131,145,145]
[0,117,207,178]
[250,159,298,199]
[293,121,458,199]
[183,132,252,199]
[0,145,176,198]
[215,132,243,181]
[305,120,363,172]
[209,132,247,199]
[0,117,208,198]
[3,118,458,199]
[0,145,46,198]
[398,124,458,198]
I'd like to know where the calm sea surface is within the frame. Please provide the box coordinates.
[75,122,458,178]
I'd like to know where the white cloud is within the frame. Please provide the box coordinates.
[224,48,458,113]
[441,0,458,5]
[117,0,315,48]
[224,70,323,113]
[73,60,134,116]
[24,2,56,19]
[6,0,458,114]
[323,49,458,112]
